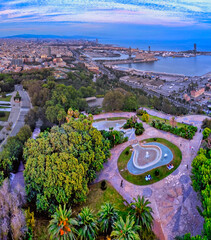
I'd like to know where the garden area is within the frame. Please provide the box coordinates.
[118,138,182,185]
[34,180,129,239]
[123,116,145,136]
[0,95,12,102]
[137,109,197,139]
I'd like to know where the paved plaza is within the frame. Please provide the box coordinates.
[94,111,208,240]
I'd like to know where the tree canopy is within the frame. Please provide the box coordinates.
[23,116,110,215]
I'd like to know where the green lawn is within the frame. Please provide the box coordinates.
[0,112,10,121]
[140,114,187,128]
[0,95,12,102]
[94,117,128,122]
[34,181,129,239]
[0,126,3,131]
[118,138,182,185]
[0,106,10,109]
[74,181,129,217]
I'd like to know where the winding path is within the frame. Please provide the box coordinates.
[94,111,208,240]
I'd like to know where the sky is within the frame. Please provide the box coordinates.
[0,0,210,50]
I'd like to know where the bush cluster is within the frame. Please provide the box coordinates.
[101,130,128,148]
[123,117,145,136]
[0,125,32,184]
[123,117,144,136]
[151,120,197,139]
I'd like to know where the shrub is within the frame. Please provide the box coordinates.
[101,180,107,191]
[150,121,197,140]
[142,113,149,122]
[136,109,147,116]
[125,149,130,155]
[0,111,5,117]
[123,117,145,136]
[154,169,160,176]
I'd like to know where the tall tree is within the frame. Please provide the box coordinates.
[111,215,140,240]
[103,90,125,111]
[77,207,98,240]
[129,196,153,232]
[98,202,119,237]
[48,205,78,240]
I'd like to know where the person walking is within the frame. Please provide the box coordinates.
[120,180,123,188]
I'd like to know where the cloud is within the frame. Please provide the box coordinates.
[0,0,210,27]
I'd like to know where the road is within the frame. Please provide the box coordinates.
[0,85,31,149]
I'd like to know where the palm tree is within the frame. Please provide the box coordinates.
[129,195,153,232]
[111,215,140,240]
[48,205,78,240]
[77,207,98,240]
[98,202,119,237]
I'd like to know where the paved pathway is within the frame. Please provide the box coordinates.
[10,161,25,190]
[0,85,31,150]
[94,111,208,240]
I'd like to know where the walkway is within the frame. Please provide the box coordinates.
[0,85,31,150]
[94,111,208,240]
[10,161,25,190]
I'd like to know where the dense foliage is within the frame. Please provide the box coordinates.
[48,205,78,239]
[202,127,211,140]
[103,89,139,112]
[0,73,15,92]
[0,125,32,184]
[23,116,110,215]
[202,118,211,129]
[123,117,145,136]
[151,120,197,139]
[0,69,51,93]
[191,148,211,239]
[101,130,128,148]
[48,196,154,240]
[24,80,88,128]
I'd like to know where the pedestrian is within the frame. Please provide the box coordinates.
[187,164,188,169]
[120,180,123,188]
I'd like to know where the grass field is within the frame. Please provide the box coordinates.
[0,106,11,109]
[118,138,182,185]
[0,95,12,102]
[74,181,128,216]
[0,126,3,131]
[0,112,10,121]
[34,180,129,239]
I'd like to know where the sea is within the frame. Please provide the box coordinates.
[97,39,211,76]
[99,39,211,52]
[118,55,211,77]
